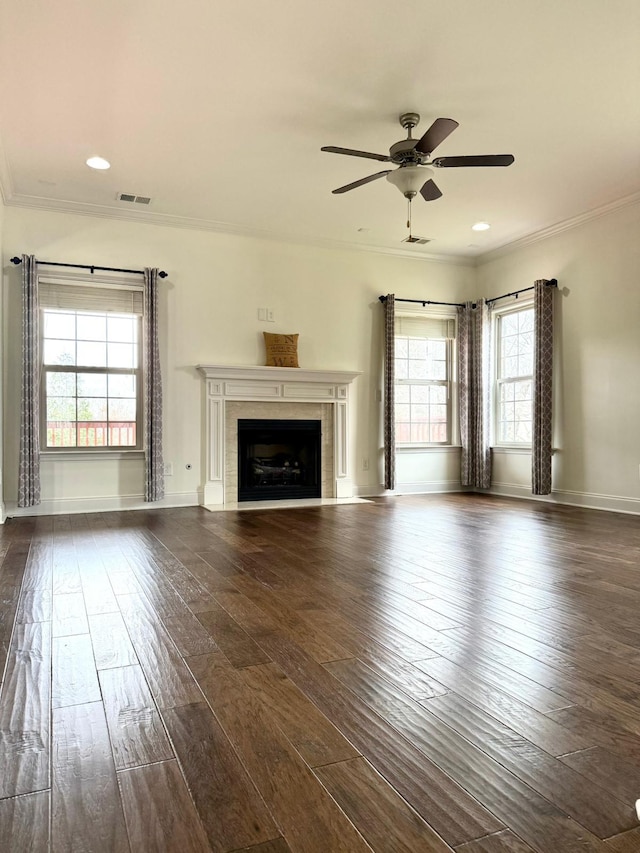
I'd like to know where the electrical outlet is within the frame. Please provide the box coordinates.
[362,458,369,471]
[266,308,275,322]
[163,462,173,476]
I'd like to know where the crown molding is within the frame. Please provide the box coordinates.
[5,180,638,270]
[1,191,474,266]
[478,191,640,265]
[0,136,14,204]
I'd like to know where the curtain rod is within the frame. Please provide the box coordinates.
[10,256,168,278]
[378,279,557,309]
[378,296,466,307]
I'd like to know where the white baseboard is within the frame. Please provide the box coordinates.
[488,482,640,515]
[356,481,468,498]
[5,490,202,519]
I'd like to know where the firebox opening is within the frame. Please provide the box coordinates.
[237,418,322,502]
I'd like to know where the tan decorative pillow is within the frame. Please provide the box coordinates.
[263,332,299,368]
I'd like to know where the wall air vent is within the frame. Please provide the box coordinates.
[117,193,152,205]
[402,235,431,244]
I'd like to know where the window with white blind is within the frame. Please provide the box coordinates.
[40,280,143,450]
[394,314,456,445]
[494,304,534,444]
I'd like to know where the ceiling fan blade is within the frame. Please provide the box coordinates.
[432,154,515,168]
[322,146,391,162]
[420,179,442,201]
[332,171,391,194]
[414,118,459,155]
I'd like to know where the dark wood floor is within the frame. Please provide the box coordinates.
[1,495,640,852]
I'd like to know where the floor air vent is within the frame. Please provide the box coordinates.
[117,193,152,205]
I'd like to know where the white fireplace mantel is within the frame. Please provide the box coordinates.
[196,365,361,507]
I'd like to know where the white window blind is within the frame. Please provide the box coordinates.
[395,315,456,339]
[39,283,143,314]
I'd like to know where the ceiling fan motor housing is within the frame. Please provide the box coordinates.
[389,138,428,165]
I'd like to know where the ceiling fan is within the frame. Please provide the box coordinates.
[321,112,514,202]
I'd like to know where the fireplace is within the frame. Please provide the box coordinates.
[196,365,360,507]
[238,419,321,501]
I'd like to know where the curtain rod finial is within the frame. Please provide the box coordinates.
[159,271,168,278]
[10,256,22,265]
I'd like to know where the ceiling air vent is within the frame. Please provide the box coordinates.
[402,235,431,245]
[117,192,152,205]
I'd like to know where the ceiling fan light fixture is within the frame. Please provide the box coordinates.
[472,221,491,231]
[386,165,433,198]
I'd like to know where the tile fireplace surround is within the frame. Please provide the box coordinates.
[196,365,361,508]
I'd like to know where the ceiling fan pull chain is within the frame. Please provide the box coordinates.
[407,197,411,231]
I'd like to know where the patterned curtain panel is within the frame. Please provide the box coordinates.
[457,303,472,486]
[383,294,395,490]
[18,255,41,507]
[532,279,554,495]
[458,299,492,489]
[143,268,165,501]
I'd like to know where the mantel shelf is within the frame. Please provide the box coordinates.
[196,364,361,384]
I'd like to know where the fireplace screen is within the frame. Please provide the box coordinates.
[237,419,321,501]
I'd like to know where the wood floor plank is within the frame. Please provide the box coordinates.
[560,746,640,807]
[0,543,31,682]
[412,653,569,715]
[0,622,51,798]
[80,568,120,616]
[117,593,203,709]
[605,828,640,852]
[52,701,130,852]
[99,664,174,769]
[240,661,360,767]
[162,701,280,852]
[315,756,455,852]
[195,601,272,668]
[163,611,220,657]
[52,592,89,636]
[0,791,50,852]
[230,839,292,853]
[189,651,375,853]
[16,589,53,624]
[52,633,101,708]
[117,759,212,852]
[455,830,537,852]
[409,659,589,756]
[89,611,139,669]
[326,654,611,852]
[420,690,635,838]
[547,704,640,761]
[302,608,444,699]
[239,629,504,847]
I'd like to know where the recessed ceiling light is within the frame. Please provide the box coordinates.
[86,156,111,170]
[472,221,491,231]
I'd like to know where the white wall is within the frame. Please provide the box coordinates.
[0,196,4,521]
[2,207,475,515]
[477,200,640,513]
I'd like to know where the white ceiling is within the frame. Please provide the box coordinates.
[1,0,639,260]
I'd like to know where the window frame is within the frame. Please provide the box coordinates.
[38,274,144,454]
[492,299,534,448]
[394,310,458,448]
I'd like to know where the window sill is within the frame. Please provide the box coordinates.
[396,444,462,453]
[41,450,145,461]
[491,445,531,454]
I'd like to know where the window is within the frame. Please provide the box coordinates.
[394,315,455,445]
[40,281,143,450]
[494,304,534,444]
